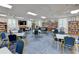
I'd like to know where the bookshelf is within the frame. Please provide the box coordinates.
[68,21,79,35]
[48,22,58,31]
[0,22,7,32]
[42,21,58,31]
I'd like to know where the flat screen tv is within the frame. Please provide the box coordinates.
[18,21,26,25]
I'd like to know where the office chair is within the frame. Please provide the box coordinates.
[1,32,6,40]
[8,34,18,53]
[0,32,8,47]
[64,36,75,48]
[8,34,17,43]
[16,40,24,54]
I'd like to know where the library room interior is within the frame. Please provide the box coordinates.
[0,4,79,54]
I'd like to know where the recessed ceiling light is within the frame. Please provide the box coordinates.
[0,4,12,9]
[0,14,7,17]
[27,12,37,16]
[70,9,79,14]
[41,16,46,19]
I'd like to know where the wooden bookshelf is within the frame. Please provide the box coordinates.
[48,22,58,31]
[68,21,79,35]
[42,21,58,31]
[0,22,7,32]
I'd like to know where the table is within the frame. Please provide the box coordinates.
[0,47,12,54]
[14,32,26,39]
[12,30,18,33]
[56,34,69,39]
[56,34,78,40]
[14,32,25,37]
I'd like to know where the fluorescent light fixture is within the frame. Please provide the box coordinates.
[70,9,79,14]
[0,14,7,17]
[27,12,37,16]
[0,4,12,9]
[41,16,46,19]
[16,17,24,19]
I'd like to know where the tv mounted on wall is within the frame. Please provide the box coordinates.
[18,21,26,25]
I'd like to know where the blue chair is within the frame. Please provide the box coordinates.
[1,32,6,40]
[16,40,24,54]
[8,35,17,43]
[0,32,8,48]
[8,34,18,53]
[64,36,75,48]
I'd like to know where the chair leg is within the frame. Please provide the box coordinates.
[61,41,64,47]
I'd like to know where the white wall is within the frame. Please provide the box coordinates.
[1,16,79,33]
[27,20,32,27]
[36,20,42,27]
[31,19,43,27]
[0,18,7,22]
[7,18,19,32]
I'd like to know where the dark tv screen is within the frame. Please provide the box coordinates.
[19,21,26,25]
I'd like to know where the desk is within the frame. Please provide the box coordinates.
[14,32,26,39]
[56,34,69,39]
[12,30,18,33]
[0,47,12,54]
[56,34,78,39]
[14,32,25,37]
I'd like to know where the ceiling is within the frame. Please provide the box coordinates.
[0,4,79,20]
